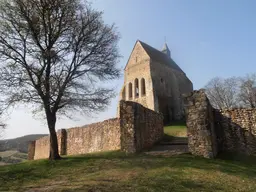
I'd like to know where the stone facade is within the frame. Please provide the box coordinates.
[29,101,164,160]
[118,40,193,124]
[184,90,256,158]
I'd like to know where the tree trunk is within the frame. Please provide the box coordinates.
[47,112,61,160]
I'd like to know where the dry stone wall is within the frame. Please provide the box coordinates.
[215,109,256,155]
[29,101,164,160]
[120,100,163,153]
[184,89,256,158]
[27,141,35,160]
[65,119,120,156]
[33,129,63,160]
[32,119,120,160]
[183,90,218,158]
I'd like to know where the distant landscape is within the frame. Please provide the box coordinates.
[0,134,47,165]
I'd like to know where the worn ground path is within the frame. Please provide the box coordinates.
[145,137,189,156]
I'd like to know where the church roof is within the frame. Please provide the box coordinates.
[138,40,184,74]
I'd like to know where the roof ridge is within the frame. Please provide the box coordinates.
[138,40,184,74]
[138,40,165,56]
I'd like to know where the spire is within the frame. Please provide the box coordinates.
[162,43,171,57]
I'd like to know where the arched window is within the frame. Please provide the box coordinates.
[135,78,139,97]
[129,83,133,99]
[122,86,126,100]
[141,78,146,96]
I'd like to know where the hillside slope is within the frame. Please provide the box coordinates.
[0,150,27,165]
[0,151,256,191]
[0,134,47,153]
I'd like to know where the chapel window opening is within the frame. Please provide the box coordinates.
[141,78,146,96]
[135,78,139,98]
[129,83,133,99]
[122,86,126,100]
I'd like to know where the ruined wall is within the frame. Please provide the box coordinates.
[184,89,256,158]
[215,109,256,155]
[33,119,120,160]
[183,90,218,158]
[66,119,120,155]
[27,141,36,160]
[30,101,164,160]
[120,100,163,153]
[34,130,63,160]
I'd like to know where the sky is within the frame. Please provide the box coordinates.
[3,0,256,139]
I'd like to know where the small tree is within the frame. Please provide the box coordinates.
[204,77,238,109]
[238,74,256,108]
[0,0,120,159]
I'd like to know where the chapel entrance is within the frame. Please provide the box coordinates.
[158,96,172,125]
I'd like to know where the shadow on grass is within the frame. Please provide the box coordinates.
[60,171,226,192]
[162,134,187,143]
[165,120,187,127]
[162,133,175,142]
[162,152,256,179]
[64,150,256,180]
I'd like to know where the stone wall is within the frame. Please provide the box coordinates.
[184,89,256,158]
[215,109,256,155]
[34,129,63,160]
[65,119,120,156]
[33,119,120,160]
[30,101,164,160]
[27,141,36,160]
[120,100,163,153]
[183,90,218,158]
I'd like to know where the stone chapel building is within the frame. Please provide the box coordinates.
[118,40,193,124]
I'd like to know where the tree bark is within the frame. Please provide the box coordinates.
[47,112,61,160]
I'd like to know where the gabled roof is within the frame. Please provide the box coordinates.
[138,40,184,74]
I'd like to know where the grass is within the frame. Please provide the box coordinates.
[0,151,256,191]
[163,121,187,142]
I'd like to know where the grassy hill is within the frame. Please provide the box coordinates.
[0,134,47,153]
[0,151,256,191]
[0,150,28,165]
[0,134,47,165]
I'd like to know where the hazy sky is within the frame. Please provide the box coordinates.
[3,0,256,139]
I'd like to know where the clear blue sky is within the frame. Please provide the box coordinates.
[3,0,256,139]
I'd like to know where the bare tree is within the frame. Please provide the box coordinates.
[238,74,256,108]
[204,77,238,109]
[0,0,120,159]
